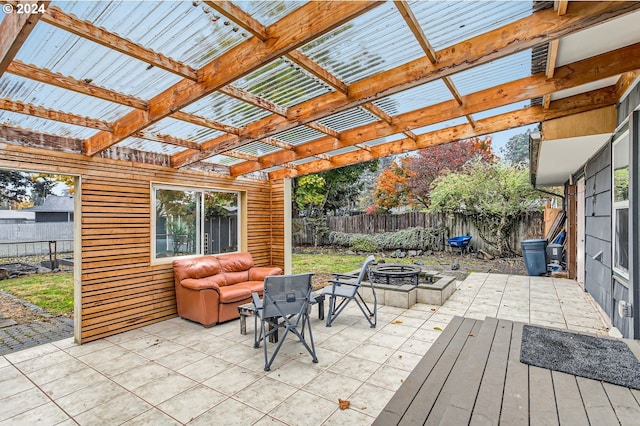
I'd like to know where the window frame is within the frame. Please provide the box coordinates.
[612,128,630,280]
[151,183,241,263]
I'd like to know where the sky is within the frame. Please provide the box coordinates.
[490,124,538,157]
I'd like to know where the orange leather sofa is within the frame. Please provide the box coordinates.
[172,252,282,327]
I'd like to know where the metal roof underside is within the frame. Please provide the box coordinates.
[1,1,639,181]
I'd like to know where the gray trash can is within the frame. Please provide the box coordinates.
[521,239,547,276]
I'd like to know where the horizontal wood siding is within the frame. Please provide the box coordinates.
[0,143,281,343]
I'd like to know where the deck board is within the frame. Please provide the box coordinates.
[375,316,640,425]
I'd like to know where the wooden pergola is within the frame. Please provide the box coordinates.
[1,0,640,343]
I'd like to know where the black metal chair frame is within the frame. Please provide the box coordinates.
[252,273,318,371]
[323,255,377,328]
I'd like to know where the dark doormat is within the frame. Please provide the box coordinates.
[520,325,640,390]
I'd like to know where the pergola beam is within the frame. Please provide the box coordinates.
[0,1,49,75]
[133,131,202,151]
[204,1,268,41]
[41,6,198,81]
[269,87,618,179]
[6,60,149,110]
[176,0,640,168]
[230,42,640,176]
[0,98,112,131]
[84,1,380,156]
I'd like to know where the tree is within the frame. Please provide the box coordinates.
[371,159,409,212]
[0,171,31,209]
[429,160,541,256]
[371,136,495,210]
[30,174,57,205]
[501,129,534,165]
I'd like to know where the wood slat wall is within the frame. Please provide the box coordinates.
[0,143,285,343]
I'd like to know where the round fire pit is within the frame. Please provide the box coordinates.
[370,263,422,286]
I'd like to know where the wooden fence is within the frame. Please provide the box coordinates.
[293,211,544,255]
[0,222,74,257]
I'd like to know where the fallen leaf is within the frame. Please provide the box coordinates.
[339,399,350,410]
[398,354,403,359]
[430,308,436,312]
[468,333,475,337]
[434,326,442,331]
[391,320,403,324]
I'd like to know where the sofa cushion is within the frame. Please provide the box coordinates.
[173,256,221,283]
[218,285,252,303]
[180,274,226,291]
[249,266,283,281]
[217,252,254,285]
[234,281,265,295]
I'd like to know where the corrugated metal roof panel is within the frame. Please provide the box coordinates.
[202,154,244,166]
[16,22,183,100]
[300,2,424,84]
[317,107,377,132]
[182,91,271,127]
[48,1,248,69]
[117,137,183,155]
[0,110,98,139]
[146,117,222,143]
[449,50,531,96]
[0,74,132,122]
[234,1,308,26]
[325,145,359,156]
[412,117,469,135]
[233,58,331,107]
[273,126,326,146]
[373,80,452,116]
[235,141,282,156]
[410,1,532,51]
[362,133,406,148]
[474,101,530,120]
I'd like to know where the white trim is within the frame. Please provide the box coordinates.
[612,129,630,280]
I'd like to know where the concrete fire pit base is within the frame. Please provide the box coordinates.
[358,271,457,309]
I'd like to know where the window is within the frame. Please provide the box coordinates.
[153,184,239,260]
[612,129,629,278]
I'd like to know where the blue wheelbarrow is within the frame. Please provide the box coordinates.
[447,235,472,254]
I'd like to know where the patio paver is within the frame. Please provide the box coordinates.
[0,273,609,425]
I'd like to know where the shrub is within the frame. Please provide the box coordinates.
[329,227,446,252]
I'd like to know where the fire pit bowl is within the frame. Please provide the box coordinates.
[370,263,422,286]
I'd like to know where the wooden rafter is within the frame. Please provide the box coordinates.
[84,1,380,157]
[543,1,569,108]
[133,131,202,151]
[230,42,640,176]
[169,111,240,135]
[268,87,618,179]
[223,150,259,162]
[0,1,49,75]
[41,6,198,80]
[259,137,294,151]
[615,70,640,100]
[175,0,639,168]
[6,60,149,110]
[204,1,268,41]
[395,0,475,128]
[219,85,288,117]
[0,98,112,131]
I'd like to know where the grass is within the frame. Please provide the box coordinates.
[292,253,370,275]
[0,272,74,316]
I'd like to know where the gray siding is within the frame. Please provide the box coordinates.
[583,144,614,323]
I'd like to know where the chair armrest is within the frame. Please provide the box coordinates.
[252,292,263,309]
[332,272,358,280]
[328,279,359,287]
[249,266,283,281]
[180,278,222,291]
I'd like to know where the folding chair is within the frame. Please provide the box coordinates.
[322,255,377,328]
[252,273,318,371]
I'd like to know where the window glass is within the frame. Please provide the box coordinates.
[612,130,629,278]
[154,185,239,260]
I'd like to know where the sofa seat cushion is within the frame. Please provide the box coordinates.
[223,270,250,286]
[218,285,252,303]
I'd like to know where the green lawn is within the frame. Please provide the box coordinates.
[0,253,406,317]
[0,272,74,316]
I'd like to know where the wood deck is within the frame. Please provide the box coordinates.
[374,316,640,425]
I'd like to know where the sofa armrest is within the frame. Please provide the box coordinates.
[249,266,283,281]
[180,276,224,291]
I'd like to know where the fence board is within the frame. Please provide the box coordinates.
[294,211,544,255]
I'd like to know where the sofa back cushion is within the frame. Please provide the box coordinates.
[217,252,254,285]
[172,256,221,284]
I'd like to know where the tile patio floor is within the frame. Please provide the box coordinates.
[0,273,609,425]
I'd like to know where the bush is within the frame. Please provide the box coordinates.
[329,227,446,252]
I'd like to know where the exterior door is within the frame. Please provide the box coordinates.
[576,178,586,286]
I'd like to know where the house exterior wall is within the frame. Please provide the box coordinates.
[0,143,285,343]
[35,212,73,222]
[579,81,640,338]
